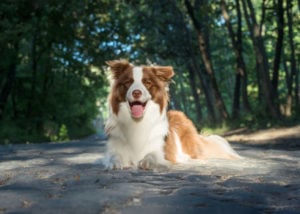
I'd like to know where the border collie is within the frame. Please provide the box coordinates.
[102,60,241,170]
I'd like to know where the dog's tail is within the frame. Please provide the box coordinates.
[199,135,242,160]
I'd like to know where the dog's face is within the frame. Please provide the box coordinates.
[107,60,174,119]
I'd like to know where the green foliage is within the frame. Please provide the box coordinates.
[0,0,299,144]
[0,0,111,144]
[47,124,69,142]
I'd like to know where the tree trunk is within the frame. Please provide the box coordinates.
[286,0,299,113]
[241,0,278,118]
[27,33,38,118]
[177,0,217,123]
[282,57,292,116]
[236,0,251,114]
[194,62,217,123]
[187,64,202,123]
[187,54,217,123]
[185,0,229,121]
[271,0,284,113]
[0,43,18,119]
[221,0,251,118]
[0,65,17,119]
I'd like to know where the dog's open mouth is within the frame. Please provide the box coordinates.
[129,101,147,119]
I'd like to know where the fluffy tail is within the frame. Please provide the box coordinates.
[200,135,242,160]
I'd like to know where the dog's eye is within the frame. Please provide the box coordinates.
[143,79,152,88]
[123,79,133,88]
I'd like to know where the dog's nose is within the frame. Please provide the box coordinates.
[132,89,142,99]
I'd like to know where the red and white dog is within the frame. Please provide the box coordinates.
[103,60,240,170]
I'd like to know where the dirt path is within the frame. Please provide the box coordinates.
[225,125,300,150]
[0,126,299,214]
[225,125,300,142]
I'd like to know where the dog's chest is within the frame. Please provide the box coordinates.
[110,109,168,153]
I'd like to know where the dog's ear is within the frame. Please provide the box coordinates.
[106,60,131,79]
[153,66,175,81]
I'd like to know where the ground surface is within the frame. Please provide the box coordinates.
[0,126,300,214]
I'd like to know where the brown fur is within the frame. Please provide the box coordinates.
[165,111,203,162]
[141,66,173,113]
[107,60,174,115]
[107,60,240,164]
[106,60,134,115]
[166,110,240,161]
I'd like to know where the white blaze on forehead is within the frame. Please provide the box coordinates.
[133,66,143,82]
[127,66,151,102]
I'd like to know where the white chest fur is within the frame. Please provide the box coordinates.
[103,100,168,169]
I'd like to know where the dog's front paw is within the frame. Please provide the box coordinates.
[138,154,156,170]
[138,152,171,171]
[103,154,124,170]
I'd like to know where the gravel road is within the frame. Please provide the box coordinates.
[0,129,300,214]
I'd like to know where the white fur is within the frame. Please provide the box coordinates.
[103,100,169,169]
[103,65,241,169]
[126,67,151,103]
[173,131,190,163]
[103,66,170,169]
[204,135,242,159]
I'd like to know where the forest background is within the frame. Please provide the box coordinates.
[0,0,299,144]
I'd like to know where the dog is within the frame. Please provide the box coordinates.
[102,60,241,170]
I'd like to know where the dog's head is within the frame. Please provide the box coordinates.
[107,60,174,119]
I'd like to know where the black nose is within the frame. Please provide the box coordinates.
[132,90,142,99]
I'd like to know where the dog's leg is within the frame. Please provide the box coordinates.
[138,151,170,170]
[102,153,124,170]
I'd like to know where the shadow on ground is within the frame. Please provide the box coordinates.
[0,128,300,214]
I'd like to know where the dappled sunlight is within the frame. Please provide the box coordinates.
[171,153,277,177]
[226,125,300,143]
[62,153,104,164]
[1,135,300,213]
[0,0,299,212]
[0,158,50,171]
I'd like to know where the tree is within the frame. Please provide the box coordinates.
[0,0,112,143]
[271,0,284,112]
[1,0,300,143]
[221,0,251,118]
[284,0,299,115]
[185,0,229,121]
[241,0,279,118]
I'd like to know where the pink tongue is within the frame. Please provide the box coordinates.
[131,105,144,118]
